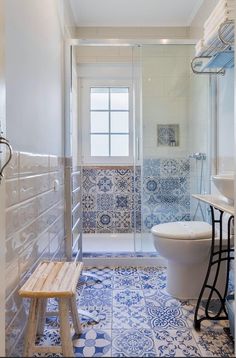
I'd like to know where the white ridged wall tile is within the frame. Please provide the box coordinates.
[19,152,49,176]
[5,152,19,179]
[6,208,20,238]
[5,151,66,355]
[6,179,19,207]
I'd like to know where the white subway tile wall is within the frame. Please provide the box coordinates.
[5,151,65,356]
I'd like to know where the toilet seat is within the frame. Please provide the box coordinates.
[151,221,212,240]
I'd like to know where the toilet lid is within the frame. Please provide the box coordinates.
[151,221,212,240]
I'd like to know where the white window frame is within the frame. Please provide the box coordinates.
[81,79,133,165]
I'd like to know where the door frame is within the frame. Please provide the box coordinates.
[0,1,6,355]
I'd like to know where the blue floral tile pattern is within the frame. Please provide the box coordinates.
[97,212,113,233]
[113,289,145,307]
[147,301,187,330]
[113,268,141,290]
[79,289,113,308]
[24,265,234,358]
[154,329,201,357]
[113,305,150,329]
[82,194,97,211]
[192,329,234,357]
[114,212,132,233]
[73,329,112,357]
[97,194,114,211]
[82,159,190,233]
[112,329,157,357]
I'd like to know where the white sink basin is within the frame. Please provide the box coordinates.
[212,174,234,204]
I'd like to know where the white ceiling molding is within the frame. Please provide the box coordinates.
[69,0,204,27]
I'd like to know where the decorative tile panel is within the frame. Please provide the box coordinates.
[82,159,190,233]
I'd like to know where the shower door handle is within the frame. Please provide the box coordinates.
[0,136,13,182]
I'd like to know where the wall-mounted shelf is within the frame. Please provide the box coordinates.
[191,20,234,75]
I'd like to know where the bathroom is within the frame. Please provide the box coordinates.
[0,0,235,356]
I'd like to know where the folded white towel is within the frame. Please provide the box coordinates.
[204,10,234,38]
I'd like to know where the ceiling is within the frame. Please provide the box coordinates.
[69,0,204,27]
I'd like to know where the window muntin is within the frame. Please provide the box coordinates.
[90,87,130,157]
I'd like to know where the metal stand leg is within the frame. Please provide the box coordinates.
[194,206,234,330]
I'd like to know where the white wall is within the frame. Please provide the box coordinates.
[142,45,191,158]
[217,68,234,173]
[6,0,65,156]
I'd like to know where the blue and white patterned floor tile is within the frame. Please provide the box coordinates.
[153,329,201,357]
[25,265,234,358]
[113,289,146,308]
[79,289,113,308]
[113,304,150,329]
[113,267,142,289]
[73,329,112,357]
[112,329,157,357]
[192,328,234,357]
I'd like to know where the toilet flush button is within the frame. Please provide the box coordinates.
[53,179,60,192]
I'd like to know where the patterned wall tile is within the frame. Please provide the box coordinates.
[160,159,180,177]
[97,212,114,233]
[144,159,161,177]
[97,170,114,194]
[114,195,131,211]
[82,158,191,233]
[82,194,97,211]
[114,169,132,193]
[114,212,132,233]
[83,211,96,233]
[83,169,97,194]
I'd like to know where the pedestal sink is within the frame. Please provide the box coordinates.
[212,174,234,205]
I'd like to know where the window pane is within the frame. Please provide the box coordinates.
[91,112,109,133]
[111,135,129,156]
[110,88,129,110]
[91,135,109,156]
[111,112,129,133]
[91,88,109,110]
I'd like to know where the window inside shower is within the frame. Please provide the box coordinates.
[76,44,211,257]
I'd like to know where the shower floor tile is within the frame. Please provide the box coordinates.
[28,266,233,357]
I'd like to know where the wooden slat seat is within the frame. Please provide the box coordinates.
[19,261,83,298]
[19,261,84,357]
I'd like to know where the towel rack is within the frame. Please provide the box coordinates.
[191,20,234,75]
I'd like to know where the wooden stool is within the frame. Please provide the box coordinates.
[19,261,83,357]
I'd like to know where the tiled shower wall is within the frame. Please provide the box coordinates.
[143,158,190,231]
[82,158,190,234]
[82,167,141,233]
[5,151,65,356]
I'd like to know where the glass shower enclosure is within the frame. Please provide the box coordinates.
[79,42,211,257]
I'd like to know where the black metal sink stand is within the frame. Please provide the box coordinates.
[194,205,234,330]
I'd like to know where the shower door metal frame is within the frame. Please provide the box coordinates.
[67,38,198,256]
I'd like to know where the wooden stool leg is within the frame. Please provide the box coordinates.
[37,298,47,335]
[70,295,82,335]
[23,298,40,357]
[59,298,74,357]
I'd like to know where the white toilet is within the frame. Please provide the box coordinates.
[151,221,229,300]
